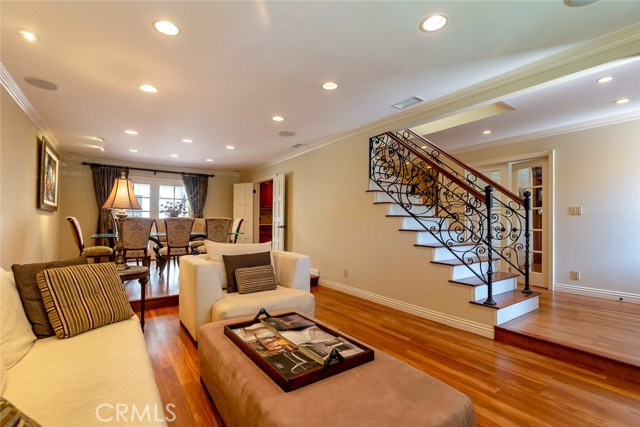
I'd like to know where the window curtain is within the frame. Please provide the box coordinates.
[91,165,128,246]
[182,173,208,218]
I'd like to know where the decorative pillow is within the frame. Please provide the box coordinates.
[222,251,272,293]
[235,264,278,294]
[11,257,88,338]
[36,263,134,339]
[204,240,272,263]
[0,269,36,369]
[0,398,42,427]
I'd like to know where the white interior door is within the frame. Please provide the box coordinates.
[512,159,549,289]
[272,174,285,251]
[233,183,254,244]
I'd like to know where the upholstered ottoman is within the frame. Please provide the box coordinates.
[198,314,476,427]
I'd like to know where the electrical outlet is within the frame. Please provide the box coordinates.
[570,270,581,280]
[343,269,349,278]
[569,206,583,215]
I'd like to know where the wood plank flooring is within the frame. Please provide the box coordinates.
[141,285,640,427]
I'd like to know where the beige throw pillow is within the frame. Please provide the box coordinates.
[36,263,134,339]
[0,269,36,368]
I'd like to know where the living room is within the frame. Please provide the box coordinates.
[1,2,639,426]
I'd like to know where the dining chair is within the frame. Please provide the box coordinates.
[157,217,195,278]
[120,217,156,267]
[188,218,207,254]
[191,217,233,254]
[229,218,244,243]
[65,216,114,262]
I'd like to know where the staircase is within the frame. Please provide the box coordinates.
[369,130,541,331]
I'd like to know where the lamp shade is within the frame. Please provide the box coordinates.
[102,174,141,210]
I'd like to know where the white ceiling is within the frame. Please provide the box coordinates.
[1,1,639,173]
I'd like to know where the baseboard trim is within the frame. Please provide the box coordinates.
[318,279,495,339]
[555,283,640,304]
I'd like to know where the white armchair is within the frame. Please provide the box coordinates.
[179,242,315,341]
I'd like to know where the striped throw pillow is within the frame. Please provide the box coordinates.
[36,263,134,339]
[235,264,277,294]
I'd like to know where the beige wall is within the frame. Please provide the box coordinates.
[457,119,640,298]
[1,87,63,270]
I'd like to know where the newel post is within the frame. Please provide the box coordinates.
[522,191,532,294]
[483,185,496,306]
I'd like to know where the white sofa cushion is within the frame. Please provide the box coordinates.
[0,269,36,369]
[210,286,315,322]
[4,316,167,427]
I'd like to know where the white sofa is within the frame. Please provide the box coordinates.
[179,241,315,341]
[0,268,168,427]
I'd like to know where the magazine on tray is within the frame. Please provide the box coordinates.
[260,313,316,332]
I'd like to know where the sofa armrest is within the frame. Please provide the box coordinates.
[179,255,223,341]
[273,251,310,292]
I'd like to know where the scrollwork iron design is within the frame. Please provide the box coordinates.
[370,131,531,300]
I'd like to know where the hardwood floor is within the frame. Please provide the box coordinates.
[142,285,640,427]
[496,288,640,383]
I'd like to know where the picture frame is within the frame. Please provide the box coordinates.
[38,137,59,211]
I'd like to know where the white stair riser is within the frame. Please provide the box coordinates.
[387,204,435,217]
[472,278,517,300]
[432,245,480,261]
[495,296,539,325]
[374,191,423,205]
[401,217,449,231]
[450,260,501,280]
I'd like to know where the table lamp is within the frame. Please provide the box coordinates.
[102,171,141,270]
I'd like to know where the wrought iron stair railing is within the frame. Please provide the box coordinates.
[370,130,531,305]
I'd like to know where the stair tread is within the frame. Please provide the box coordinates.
[449,271,520,286]
[470,289,541,309]
[432,256,498,266]
[415,242,476,249]
[386,214,437,219]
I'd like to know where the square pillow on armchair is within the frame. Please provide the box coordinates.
[222,251,271,293]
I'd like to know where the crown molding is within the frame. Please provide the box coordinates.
[0,62,60,149]
[244,23,640,175]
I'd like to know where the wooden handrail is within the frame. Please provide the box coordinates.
[383,132,485,202]
[405,129,524,205]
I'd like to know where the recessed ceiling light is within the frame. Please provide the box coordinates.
[419,14,448,32]
[17,30,38,42]
[170,154,179,158]
[322,81,338,91]
[482,130,492,135]
[272,115,285,122]
[206,158,213,162]
[597,76,613,84]
[124,130,139,135]
[615,98,630,104]
[129,149,138,153]
[564,0,599,7]
[181,138,193,143]
[138,84,158,93]
[153,20,180,36]
[225,145,235,150]
[278,131,296,137]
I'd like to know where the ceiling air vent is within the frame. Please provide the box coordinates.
[289,143,305,149]
[391,96,425,110]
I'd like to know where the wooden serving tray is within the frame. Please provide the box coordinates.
[224,311,374,392]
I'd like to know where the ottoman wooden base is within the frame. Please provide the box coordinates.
[198,313,476,427]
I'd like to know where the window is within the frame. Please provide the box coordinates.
[159,185,189,218]
[126,175,189,219]
[130,183,151,218]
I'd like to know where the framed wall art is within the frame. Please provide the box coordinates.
[39,137,59,211]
